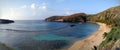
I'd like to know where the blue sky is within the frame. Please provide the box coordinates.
[0,0,120,20]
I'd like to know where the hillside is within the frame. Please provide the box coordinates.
[0,42,14,50]
[45,6,120,50]
[45,16,64,22]
[45,13,87,22]
[87,6,120,26]
[88,6,120,50]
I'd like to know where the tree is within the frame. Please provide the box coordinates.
[103,32,108,39]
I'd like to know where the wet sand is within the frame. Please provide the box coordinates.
[68,22,111,50]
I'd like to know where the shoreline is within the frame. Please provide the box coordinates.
[68,22,111,50]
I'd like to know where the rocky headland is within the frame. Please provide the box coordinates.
[45,6,120,50]
[0,19,14,24]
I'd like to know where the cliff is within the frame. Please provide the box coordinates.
[45,6,120,23]
[45,13,87,22]
[45,16,64,22]
[45,6,120,50]
[87,6,120,26]
[88,6,120,50]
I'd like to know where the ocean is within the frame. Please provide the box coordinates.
[0,20,99,50]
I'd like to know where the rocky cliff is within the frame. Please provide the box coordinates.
[45,13,87,22]
[87,6,120,26]
[88,6,120,50]
[45,6,120,50]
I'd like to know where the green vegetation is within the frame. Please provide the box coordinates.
[103,32,108,39]
[0,42,14,50]
[87,6,120,50]
[87,6,120,26]
[45,6,120,50]
[99,27,120,49]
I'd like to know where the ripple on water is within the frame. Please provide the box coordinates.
[34,34,72,41]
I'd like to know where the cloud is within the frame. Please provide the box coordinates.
[42,6,46,9]
[39,3,47,10]
[39,5,47,10]
[13,3,48,20]
[1,8,18,19]
[31,3,36,9]
[1,2,70,20]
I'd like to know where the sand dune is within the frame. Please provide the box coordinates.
[68,22,111,50]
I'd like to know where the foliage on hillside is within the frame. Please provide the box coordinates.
[0,42,14,50]
[87,6,120,26]
[88,6,120,50]
[45,6,120,50]
[98,27,120,50]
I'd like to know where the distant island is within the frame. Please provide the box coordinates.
[45,6,120,50]
[0,19,14,24]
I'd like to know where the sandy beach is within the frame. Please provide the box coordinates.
[68,22,111,50]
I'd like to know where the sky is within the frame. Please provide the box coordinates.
[0,0,120,20]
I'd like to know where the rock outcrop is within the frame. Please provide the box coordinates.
[45,6,120,50]
[45,16,64,22]
[0,19,14,24]
[45,13,87,22]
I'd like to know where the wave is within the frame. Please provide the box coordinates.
[0,24,76,32]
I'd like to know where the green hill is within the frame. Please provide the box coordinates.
[87,6,120,26]
[88,6,120,50]
[45,13,87,22]
[45,6,120,50]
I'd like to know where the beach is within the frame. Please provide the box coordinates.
[68,22,111,50]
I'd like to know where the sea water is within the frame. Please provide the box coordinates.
[0,20,99,50]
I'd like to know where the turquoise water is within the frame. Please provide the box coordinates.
[34,34,72,41]
[0,20,99,50]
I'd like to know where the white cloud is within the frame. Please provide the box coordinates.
[31,3,36,9]
[1,2,71,20]
[1,8,18,19]
[39,3,47,10]
[39,5,47,10]
[42,6,46,9]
